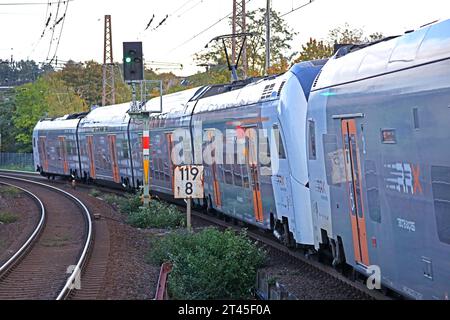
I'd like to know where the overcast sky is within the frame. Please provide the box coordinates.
[1,0,449,76]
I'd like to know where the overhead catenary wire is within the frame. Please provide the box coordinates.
[280,0,315,17]
[48,0,69,64]
[27,0,52,58]
[0,0,73,5]
[176,0,203,19]
[166,0,253,55]
[45,0,62,61]
[144,0,208,34]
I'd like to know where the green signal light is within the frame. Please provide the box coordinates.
[125,57,132,63]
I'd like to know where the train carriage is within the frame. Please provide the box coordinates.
[307,19,450,299]
[78,103,134,187]
[33,113,86,178]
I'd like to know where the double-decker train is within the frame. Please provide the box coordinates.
[33,18,450,299]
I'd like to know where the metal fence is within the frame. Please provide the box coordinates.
[0,153,34,171]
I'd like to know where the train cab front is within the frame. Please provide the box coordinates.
[271,60,327,247]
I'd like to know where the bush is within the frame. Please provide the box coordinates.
[127,201,185,229]
[0,211,18,224]
[118,194,142,214]
[149,228,267,300]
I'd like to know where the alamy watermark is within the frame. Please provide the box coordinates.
[366,265,381,290]
[168,120,283,176]
[66,265,82,290]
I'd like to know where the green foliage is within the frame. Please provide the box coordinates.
[0,164,34,172]
[0,89,17,152]
[0,186,22,198]
[89,188,101,197]
[294,38,333,62]
[12,72,88,152]
[12,79,48,152]
[246,8,296,75]
[127,201,185,229]
[60,60,131,106]
[149,228,267,300]
[0,211,18,224]
[117,194,142,215]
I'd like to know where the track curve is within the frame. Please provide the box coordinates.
[0,175,93,300]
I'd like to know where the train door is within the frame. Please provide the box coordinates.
[87,135,96,179]
[108,135,120,183]
[58,136,69,175]
[165,133,174,192]
[245,128,264,223]
[205,129,222,209]
[341,119,370,266]
[38,137,49,172]
[270,124,292,221]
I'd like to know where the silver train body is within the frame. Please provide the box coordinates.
[307,19,450,299]
[33,61,324,247]
[33,18,450,299]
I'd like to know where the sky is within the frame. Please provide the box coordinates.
[1,0,449,76]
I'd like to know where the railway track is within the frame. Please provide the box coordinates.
[0,170,389,300]
[0,175,93,300]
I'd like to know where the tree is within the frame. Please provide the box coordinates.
[60,60,131,107]
[196,8,296,77]
[13,79,49,152]
[294,38,333,63]
[329,23,365,45]
[13,74,88,152]
[0,88,17,152]
[293,24,384,63]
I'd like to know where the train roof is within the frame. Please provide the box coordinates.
[312,18,450,90]
[79,102,131,128]
[192,73,289,115]
[34,113,88,131]
[143,86,203,116]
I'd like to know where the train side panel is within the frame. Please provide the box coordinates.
[308,19,450,299]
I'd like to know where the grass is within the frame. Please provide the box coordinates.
[0,164,34,172]
[41,235,71,247]
[88,188,102,197]
[0,211,18,224]
[0,186,22,198]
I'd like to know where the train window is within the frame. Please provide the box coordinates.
[413,108,420,130]
[159,158,164,181]
[259,134,271,176]
[224,164,234,185]
[242,165,250,189]
[122,140,129,159]
[308,120,317,160]
[272,124,286,160]
[431,166,450,245]
[365,160,381,223]
[233,164,243,187]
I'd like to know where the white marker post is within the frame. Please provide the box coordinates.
[174,165,204,232]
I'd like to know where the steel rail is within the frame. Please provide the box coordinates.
[0,175,93,300]
[0,181,46,276]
